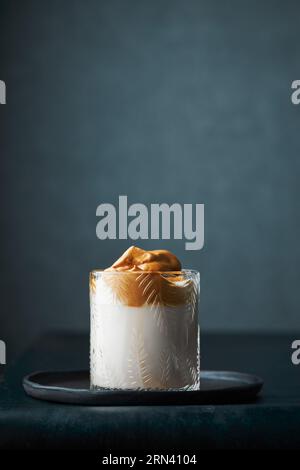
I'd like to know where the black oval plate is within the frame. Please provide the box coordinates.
[23,370,263,405]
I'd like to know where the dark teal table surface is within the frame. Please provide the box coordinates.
[1,333,300,450]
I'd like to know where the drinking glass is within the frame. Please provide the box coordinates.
[90,269,200,390]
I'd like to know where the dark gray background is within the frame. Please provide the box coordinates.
[1,0,300,358]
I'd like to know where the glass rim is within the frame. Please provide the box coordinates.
[90,268,199,276]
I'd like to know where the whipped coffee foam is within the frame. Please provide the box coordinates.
[107,246,182,272]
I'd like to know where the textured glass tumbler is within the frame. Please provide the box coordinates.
[90,269,200,390]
